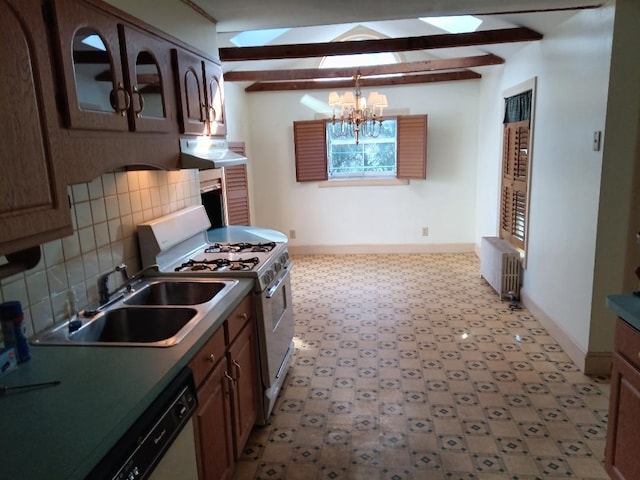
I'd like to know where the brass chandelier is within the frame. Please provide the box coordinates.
[328,73,388,145]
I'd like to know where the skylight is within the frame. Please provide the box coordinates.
[320,51,398,70]
[81,34,106,51]
[419,15,482,34]
[230,28,290,47]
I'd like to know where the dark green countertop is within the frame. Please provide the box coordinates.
[0,278,253,480]
[607,294,640,331]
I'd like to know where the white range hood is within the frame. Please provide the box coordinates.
[180,138,247,170]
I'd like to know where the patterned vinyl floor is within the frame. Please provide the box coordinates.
[232,253,610,480]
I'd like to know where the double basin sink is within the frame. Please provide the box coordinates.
[31,279,238,347]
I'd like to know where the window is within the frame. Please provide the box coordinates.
[499,88,533,252]
[293,115,427,182]
[327,119,397,178]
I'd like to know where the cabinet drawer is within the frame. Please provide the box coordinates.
[615,318,640,370]
[189,326,226,388]
[226,295,253,344]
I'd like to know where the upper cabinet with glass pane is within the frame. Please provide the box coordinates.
[173,49,226,137]
[52,0,175,133]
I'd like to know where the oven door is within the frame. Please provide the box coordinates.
[257,262,294,388]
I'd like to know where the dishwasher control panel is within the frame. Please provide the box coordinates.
[86,367,197,480]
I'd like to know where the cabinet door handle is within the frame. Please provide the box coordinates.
[208,353,215,363]
[109,82,131,116]
[132,86,144,118]
[233,359,241,377]
[224,371,235,383]
[240,312,248,321]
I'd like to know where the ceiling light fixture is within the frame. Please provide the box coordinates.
[328,72,387,145]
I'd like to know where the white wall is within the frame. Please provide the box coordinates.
[238,81,480,249]
[476,6,615,356]
[591,0,640,353]
[103,0,218,56]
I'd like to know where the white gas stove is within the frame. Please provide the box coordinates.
[137,206,294,423]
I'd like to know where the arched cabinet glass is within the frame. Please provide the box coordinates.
[72,28,124,114]
[133,51,165,119]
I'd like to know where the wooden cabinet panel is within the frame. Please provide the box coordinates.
[173,49,226,137]
[189,325,225,389]
[52,0,129,131]
[119,24,176,133]
[193,356,235,480]
[226,294,253,344]
[0,0,72,256]
[173,48,207,135]
[606,352,640,480]
[53,0,177,134]
[606,318,640,480]
[228,319,259,460]
[203,60,226,137]
[189,293,258,478]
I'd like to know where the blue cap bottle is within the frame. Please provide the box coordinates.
[0,301,31,363]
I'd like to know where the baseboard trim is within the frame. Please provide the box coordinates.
[288,243,476,256]
[520,289,612,376]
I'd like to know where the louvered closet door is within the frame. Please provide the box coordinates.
[225,142,250,225]
[500,120,529,250]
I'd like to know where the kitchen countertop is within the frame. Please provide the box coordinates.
[0,278,253,480]
[207,225,288,243]
[607,294,640,331]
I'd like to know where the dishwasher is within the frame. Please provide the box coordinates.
[87,367,199,480]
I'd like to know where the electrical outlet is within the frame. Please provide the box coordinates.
[422,227,429,237]
[289,229,296,240]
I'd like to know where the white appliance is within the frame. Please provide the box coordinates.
[137,206,294,423]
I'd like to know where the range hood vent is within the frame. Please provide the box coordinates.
[180,138,247,170]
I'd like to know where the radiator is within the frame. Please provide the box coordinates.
[480,237,522,300]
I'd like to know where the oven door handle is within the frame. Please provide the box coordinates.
[266,263,292,299]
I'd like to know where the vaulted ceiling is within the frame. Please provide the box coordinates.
[184,0,604,91]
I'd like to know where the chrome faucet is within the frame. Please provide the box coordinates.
[98,264,129,305]
[124,264,160,291]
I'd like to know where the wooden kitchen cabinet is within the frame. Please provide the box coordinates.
[0,0,72,256]
[189,293,258,479]
[605,318,640,480]
[228,316,259,459]
[193,356,235,480]
[173,49,227,137]
[51,0,176,133]
[49,0,181,184]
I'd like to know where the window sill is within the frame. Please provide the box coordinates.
[319,178,409,188]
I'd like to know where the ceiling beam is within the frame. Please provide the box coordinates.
[220,27,542,62]
[245,70,481,92]
[224,54,503,82]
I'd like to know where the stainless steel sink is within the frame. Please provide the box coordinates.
[31,277,239,347]
[124,281,227,306]
[70,307,197,344]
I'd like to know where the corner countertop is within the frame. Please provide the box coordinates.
[207,225,288,243]
[0,278,253,480]
[607,294,640,331]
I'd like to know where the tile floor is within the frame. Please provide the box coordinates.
[232,253,611,480]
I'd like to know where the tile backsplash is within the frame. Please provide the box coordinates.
[0,169,201,338]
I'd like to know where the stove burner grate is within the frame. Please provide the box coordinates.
[175,256,260,272]
[204,242,276,254]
